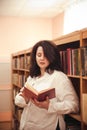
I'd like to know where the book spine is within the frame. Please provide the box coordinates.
[81,47,87,76]
[71,48,80,75]
[62,50,67,74]
[67,48,72,75]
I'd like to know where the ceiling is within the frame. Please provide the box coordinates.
[0,0,80,18]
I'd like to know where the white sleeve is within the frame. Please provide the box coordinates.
[48,76,79,114]
[15,76,32,108]
[15,93,27,108]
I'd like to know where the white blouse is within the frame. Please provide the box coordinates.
[15,70,79,130]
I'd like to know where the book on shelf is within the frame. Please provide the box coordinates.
[67,48,72,75]
[24,55,31,69]
[22,82,55,101]
[81,46,87,76]
[71,48,80,75]
[60,50,67,74]
[12,73,19,85]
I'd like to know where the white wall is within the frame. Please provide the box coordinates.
[0,17,52,60]
[52,12,64,39]
[64,0,87,34]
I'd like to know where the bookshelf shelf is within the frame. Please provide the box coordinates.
[69,113,82,122]
[82,76,87,79]
[12,28,87,130]
[68,75,81,78]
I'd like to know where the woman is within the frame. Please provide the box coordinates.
[15,40,79,130]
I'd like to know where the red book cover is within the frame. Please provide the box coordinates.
[67,48,72,75]
[22,82,55,101]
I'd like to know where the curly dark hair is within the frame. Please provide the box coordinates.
[29,40,62,77]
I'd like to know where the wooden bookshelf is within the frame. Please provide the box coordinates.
[11,29,87,130]
[11,48,31,130]
[53,28,87,130]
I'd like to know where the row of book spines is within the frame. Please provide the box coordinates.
[12,73,26,87]
[60,48,80,75]
[12,55,30,70]
[60,47,87,76]
[12,46,87,76]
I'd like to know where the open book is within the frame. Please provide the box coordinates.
[22,82,55,101]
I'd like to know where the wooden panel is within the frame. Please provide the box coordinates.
[82,30,87,39]
[53,31,81,45]
[82,94,87,124]
[69,113,81,122]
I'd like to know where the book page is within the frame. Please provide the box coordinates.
[34,82,51,92]
[25,80,54,94]
[39,87,53,94]
[25,82,38,95]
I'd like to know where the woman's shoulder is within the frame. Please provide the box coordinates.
[27,75,32,80]
[26,75,35,82]
[53,70,68,80]
[53,70,66,76]
[53,70,72,87]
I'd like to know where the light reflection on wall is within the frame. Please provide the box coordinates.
[64,0,87,34]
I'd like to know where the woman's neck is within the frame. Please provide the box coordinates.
[40,69,45,77]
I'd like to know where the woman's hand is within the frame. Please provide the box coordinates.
[31,97,50,110]
[19,87,29,103]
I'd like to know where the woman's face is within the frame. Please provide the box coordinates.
[36,46,50,71]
